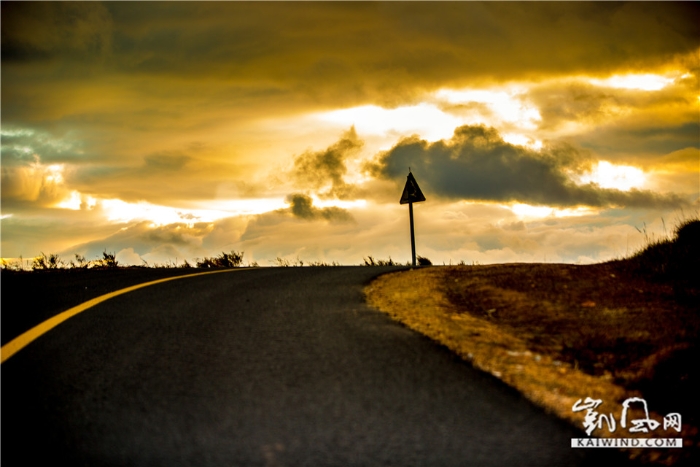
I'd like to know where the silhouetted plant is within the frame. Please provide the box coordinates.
[271,256,291,267]
[73,254,89,269]
[95,251,115,268]
[217,250,244,267]
[417,256,432,266]
[362,256,395,266]
[196,250,245,268]
[308,260,340,266]
[0,257,24,271]
[196,257,216,268]
[32,252,62,270]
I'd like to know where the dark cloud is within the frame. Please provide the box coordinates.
[143,152,192,172]
[2,2,696,208]
[1,2,112,64]
[3,3,698,112]
[145,226,196,247]
[119,2,695,95]
[284,194,353,223]
[576,122,700,161]
[528,82,619,130]
[368,125,689,209]
[292,127,362,199]
[527,78,700,162]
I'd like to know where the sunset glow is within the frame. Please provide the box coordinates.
[589,73,679,91]
[435,88,542,129]
[2,2,697,266]
[318,104,462,142]
[510,204,595,220]
[577,161,647,191]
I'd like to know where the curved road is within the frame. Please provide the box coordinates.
[2,267,630,466]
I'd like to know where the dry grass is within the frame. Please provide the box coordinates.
[365,263,699,465]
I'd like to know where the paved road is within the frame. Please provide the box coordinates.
[1,267,630,466]
[1,267,210,346]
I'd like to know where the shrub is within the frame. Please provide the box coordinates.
[32,252,62,270]
[417,256,433,266]
[97,250,119,268]
[196,250,245,268]
[73,254,89,269]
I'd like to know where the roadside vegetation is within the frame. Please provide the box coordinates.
[1,250,254,271]
[1,250,433,271]
[195,250,246,268]
[361,255,432,266]
[8,250,121,270]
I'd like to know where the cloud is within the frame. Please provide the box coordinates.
[1,156,72,208]
[574,122,700,163]
[0,127,83,166]
[1,2,113,63]
[115,247,142,266]
[524,73,700,163]
[368,125,689,209]
[4,3,698,119]
[60,220,217,265]
[3,3,696,209]
[6,194,681,268]
[0,125,262,206]
[143,152,192,172]
[292,127,362,199]
[528,82,619,131]
[283,194,353,223]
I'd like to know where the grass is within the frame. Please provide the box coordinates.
[362,255,432,266]
[623,217,700,304]
[1,250,252,271]
[365,218,699,466]
[21,250,119,270]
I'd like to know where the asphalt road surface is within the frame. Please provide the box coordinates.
[1,267,632,466]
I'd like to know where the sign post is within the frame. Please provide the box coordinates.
[399,170,426,266]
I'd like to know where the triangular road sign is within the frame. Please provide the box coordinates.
[400,172,426,204]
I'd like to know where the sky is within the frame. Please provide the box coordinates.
[1,1,699,267]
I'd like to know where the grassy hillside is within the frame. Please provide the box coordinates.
[366,218,699,465]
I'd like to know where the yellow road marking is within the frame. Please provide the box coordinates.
[1,269,241,364]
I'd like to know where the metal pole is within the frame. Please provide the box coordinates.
[409,202,416,267]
